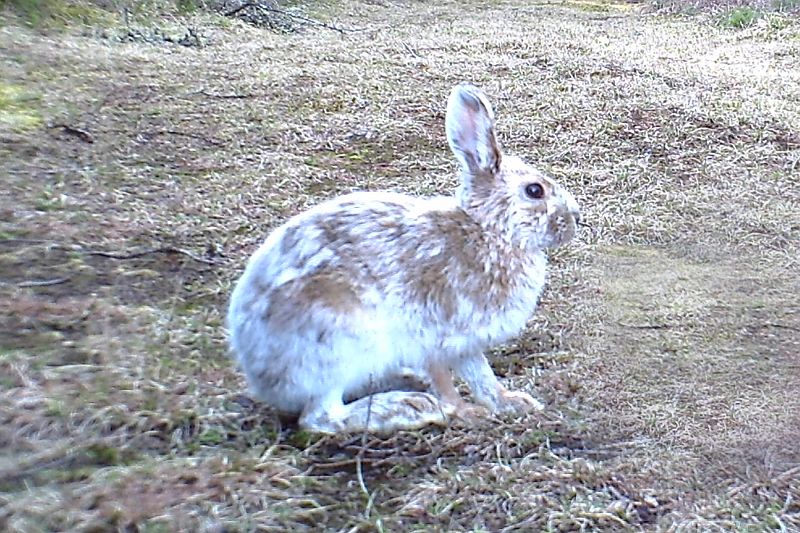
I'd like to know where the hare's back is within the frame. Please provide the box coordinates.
[241,192,454,293]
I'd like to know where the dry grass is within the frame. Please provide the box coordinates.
[1,0,799,531]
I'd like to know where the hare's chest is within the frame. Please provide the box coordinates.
[487,289,542,342]
[436,283,541,353]
[476,261,547,345]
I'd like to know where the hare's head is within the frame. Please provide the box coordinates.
[445,83,580,250]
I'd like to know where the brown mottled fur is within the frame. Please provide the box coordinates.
[401,207,528,320]
[265,269,363,333]
[295,269,364,314]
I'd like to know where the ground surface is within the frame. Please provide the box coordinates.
[1,1,799,531]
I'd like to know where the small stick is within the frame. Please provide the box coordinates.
[194,90,257,99]
[0,240,219,265]
[617,322,675,330]
[48,123,94,143]
[355,378,375,515]
[83,246,220,265]
[0,277,71,288]
[142,130,222,146]
[224,2,366,34]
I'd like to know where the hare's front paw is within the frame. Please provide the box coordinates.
[497,389,544,414]
[449,402,490,423]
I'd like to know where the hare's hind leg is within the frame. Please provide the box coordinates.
[299,391,453,433]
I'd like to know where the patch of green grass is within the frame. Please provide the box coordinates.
[0,228,29,239]
[0,375,17,389]
[40,465,97,483]
[385,462,410,477]
[44,399,67,417]
[719,6,760,28]
[139,521,174,533]
[142,393,160,411]
[772,0,800,11]
[2,0,114,29]
[176,0,203,14]
[197,427,225,445]
[0,83,42,132]
[522,428,559,446]
[566,0,611,12]
[286,429,324,449]
[648,0,698,14]
[34,186,65,211]
[85,442,125,466]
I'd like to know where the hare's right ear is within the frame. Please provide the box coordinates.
[445,83,502,177]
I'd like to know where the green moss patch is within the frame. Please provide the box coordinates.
[0,83,42,132]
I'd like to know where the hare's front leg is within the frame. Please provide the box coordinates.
[454,354,544,414]
[299,391,454,434]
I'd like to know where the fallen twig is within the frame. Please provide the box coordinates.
[224,2,366,34]
[760,323,800,332]
[84,246,220,265]
[48,123,94,143]
[140,130,222,146]
[307,456,377,471]
[617,322,676,330]
[194,89,258,99]
[401,41,422,59]
[0,277,71,288]
[0,238,52,245]
[355,386,374,515]
[0,240,220,265]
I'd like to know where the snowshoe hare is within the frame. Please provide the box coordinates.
[228,83,580,433]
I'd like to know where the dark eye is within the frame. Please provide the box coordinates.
[524,183,545,199]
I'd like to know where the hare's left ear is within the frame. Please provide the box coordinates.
[445,83,502,177]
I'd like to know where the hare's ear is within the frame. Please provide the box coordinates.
[445,83,502,177]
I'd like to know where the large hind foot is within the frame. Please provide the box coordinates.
[299,391,454,434]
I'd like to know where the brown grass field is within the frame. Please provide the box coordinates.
[1,1,799,531]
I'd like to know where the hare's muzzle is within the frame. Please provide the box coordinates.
[550,187,581,247]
